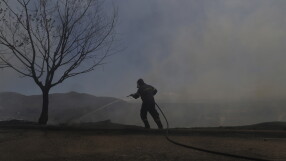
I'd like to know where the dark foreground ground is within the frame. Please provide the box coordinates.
[0,126,285,161]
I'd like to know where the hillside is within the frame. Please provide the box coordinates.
[0,92,285,127]
[0,92,128,124]
[234,121,286,130]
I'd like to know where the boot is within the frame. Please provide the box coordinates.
[143,119,150,129]
[155,118,163,129]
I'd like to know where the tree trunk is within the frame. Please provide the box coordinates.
[38,88,50,125]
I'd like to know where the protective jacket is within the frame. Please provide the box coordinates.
[132,83,157,103]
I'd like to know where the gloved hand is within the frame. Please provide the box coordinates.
[127,94,134,97]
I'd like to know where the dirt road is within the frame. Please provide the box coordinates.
[0,129,285,161]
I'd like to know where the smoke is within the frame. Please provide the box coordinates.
[1,0,286,103]
[134,0,286,102]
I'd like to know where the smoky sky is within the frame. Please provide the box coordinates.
[1,0,286,102]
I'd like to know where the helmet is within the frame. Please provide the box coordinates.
[137,78,144,88]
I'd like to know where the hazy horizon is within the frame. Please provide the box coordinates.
[1,91,285,127]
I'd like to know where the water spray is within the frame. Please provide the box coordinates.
[71,96,133,123]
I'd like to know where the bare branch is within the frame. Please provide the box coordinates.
[0,0,117,89]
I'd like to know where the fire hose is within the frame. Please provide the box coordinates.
[155,102,271,161]
[74,97,272,161]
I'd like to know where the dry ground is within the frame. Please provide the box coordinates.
[0,128,285,161]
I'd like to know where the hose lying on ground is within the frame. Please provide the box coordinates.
[155,102,271,161]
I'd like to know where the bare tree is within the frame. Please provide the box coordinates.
[0,0,117,124]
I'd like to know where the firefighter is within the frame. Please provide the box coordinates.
[129,79,163,129]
